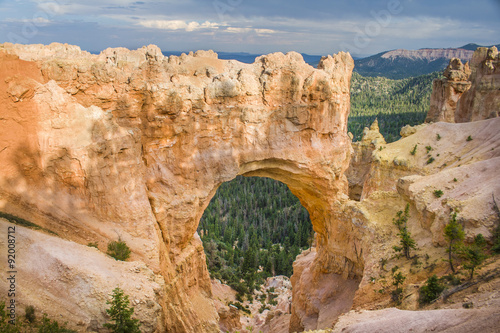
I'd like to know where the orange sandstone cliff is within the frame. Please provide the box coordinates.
[426,46,500,123]
[0,43,357,332]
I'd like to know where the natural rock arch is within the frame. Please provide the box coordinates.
[0,43,363,332]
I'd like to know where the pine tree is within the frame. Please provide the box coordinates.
[458,234,487,280]
[392,204,417,259]
[419,275,444,304]
[104,287,141,333]
[443,211,464,273]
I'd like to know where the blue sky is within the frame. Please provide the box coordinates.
[0,0,499,57]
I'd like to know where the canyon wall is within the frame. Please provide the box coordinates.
[0,43,358,332]
[426,46,500,123]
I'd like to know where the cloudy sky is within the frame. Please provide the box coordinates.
[0,0,499,57]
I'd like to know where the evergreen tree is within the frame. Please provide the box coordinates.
[458,234,487,280]
[104,287,141,333]
[392,204,417,259]
[443,211,464,273]
[419,275,445,304]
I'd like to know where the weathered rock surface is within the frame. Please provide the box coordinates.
[241,275,293,333]
[426,58,471,122]
[346,119,386,200]
[0,219,166,332]
[332,306,500,333]
[427,46,500,123]
[341,117,500,331]
[0,43,356,332]
[211,279,241,333]
[290,249,359,332]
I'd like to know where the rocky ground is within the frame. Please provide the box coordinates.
[332,257,500,333]
[212,275,293,333]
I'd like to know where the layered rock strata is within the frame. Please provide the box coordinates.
[0,43,357,332]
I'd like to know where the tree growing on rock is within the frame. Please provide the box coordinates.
[444,211,464,273]
[419,274,445,304]
[391,267,406,303]
[458,234,487,280]
[393,204,417,259]
[104,287,141,333]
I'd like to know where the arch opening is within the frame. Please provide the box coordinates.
[198,175,313,288]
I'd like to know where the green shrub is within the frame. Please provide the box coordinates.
[410,144,417,155]
[426,157,435,164]
[25,305,36,323]
[38,314,76,333]
[425,146,432,153]
[436,134,441,141]
[107,240,131,261]
[443,273,461,286]
[493,231,500,254]
[104,287,141,333]
[433,190,444,198]
[419,275,445,304]
[0,211,57,235]
[393,271,406,289]
[258,305,270,313]
[87,242,99,249]
[466,135,473,141]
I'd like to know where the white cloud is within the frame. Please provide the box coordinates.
[226,27,252,33]
[137,19,219,31]
[255,29,276,34]
[4,17,52,25]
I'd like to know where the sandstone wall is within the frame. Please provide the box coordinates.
[0,43,357,332]
[426,46,500,123]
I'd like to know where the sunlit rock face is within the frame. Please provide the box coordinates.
[0,43,357,332]
[427,46,500,123]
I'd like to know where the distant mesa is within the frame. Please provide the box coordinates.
[354,43,500,79]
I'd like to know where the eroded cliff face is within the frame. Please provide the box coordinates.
[0,43,357,332]
[344,117,500,317]
[427,46,500,123]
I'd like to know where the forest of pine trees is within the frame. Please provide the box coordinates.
[198,71,438,297]
[349,71,441,142]
[197,176,313,298]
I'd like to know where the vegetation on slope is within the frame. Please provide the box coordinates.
[349,71,441,142]
[354,53,451,79]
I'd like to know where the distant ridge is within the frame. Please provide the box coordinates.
[354,43,500,79]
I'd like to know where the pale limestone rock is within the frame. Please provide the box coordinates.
[346,119,386,200]
[0,220,166,332]
[400,124,426,138]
